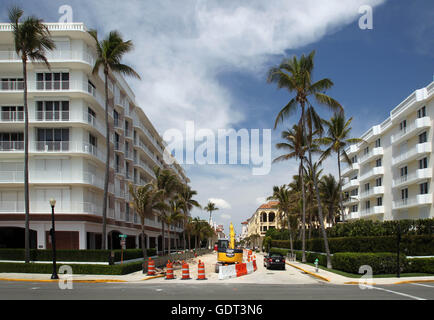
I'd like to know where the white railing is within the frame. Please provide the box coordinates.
[393,194,432,209]
[358,166,384,182]
[0,201,101,214]
[343,179,359,190]
[392,168,433,188]
[138,140,162,168]
[359,147,383,164]
[34,111,70,122]
[31,141,106,163]
[0,49,95,66]
[342,163,359,176]
[0,141,24,151]
[391,117,431,144]
[360,206,384,216]
[392,142,431,166]
[359,186,384,199]
[0,111,24,122]
[391,92,417,119]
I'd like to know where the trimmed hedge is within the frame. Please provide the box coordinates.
[271,235,434,256]
[0,261,143,275]
[332,252,406,275]
[0,248,156,263]
[405,258,434,274]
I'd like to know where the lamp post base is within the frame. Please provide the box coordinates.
[51,273,59,280]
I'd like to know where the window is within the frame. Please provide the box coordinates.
[419,131,427,144]
[1,106,23,121]
[114,132,120,150]
[36,72,69,90]
[115,154,120,173]
[88,107,96,123]
[0,132,24,150]
[419,157,428,169]
[125,141,129,157]
[88,81,96,94]
[375,158,382,167]
[351,205,358,213]
[420,182,429,195]
[364,183,370,192]
[89,133,97,148]
[375,177,382,187]
[1,78,23,90]
[36,101,69,121]
[36,128,69,151]
[375,139,381,148]
[114,110,120,128]
[401,188,408,200]
[125,162,130,179]
[400,120,407,132]
[417,106,426,118]
[350,189,358,196]
[351,156,357,164]
[365,201,370,209]
[400,166,408,178]
[364,147,369,155]
[377,197,383,206]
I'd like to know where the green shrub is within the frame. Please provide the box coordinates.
[405,258,434,274]
[0,261,143,275]
[0,248,156,263]
[271,235,434,256]
[332,252,406,275]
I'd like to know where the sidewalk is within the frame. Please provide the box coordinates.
[286,260,434,285]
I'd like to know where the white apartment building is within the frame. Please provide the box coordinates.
[0,22,189,251]
[342,81,434,221]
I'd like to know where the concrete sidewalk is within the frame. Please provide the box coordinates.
[285,260,434,285]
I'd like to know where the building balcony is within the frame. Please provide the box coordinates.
[29,141,107,163]
[392,142,431,166]
[392,194,432,210]
[360,206,385,217]
[346,211,360,220]
[346,144,359,156]
[342,179,359,191]
[358,166,384,183]
[0,141,24,152]
[391,117,431,145]
[0,201,102,215]
[0,111,24,122]
[342,163,359,177]
[359,186,385,200]
[343,196,359,206]
[359,147,384,165]
[392,168,432,188]
[0,49,95,67]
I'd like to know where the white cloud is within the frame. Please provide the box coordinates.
[208,198,231,209]
[220,214,231,220]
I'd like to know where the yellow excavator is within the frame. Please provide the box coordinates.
[215,222,243,272]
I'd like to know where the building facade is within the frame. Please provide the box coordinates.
[0,22,189,251]
[343,81,434,221]
[246,201,283,238]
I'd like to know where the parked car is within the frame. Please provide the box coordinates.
[263,252,285,270]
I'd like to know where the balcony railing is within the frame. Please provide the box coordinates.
[342,179,359,191]
[0,49,95,66]
[35,111,70,122]
[392,142,431,166]
[0,201,102,215]
[359,147,383,164]
[342,163,359,176]
[0,141,24,151]
[359,186,385,199]
[393,194,432,209]
[358,166,384,182]
[0,111,24,122]
[391,117,431,145]
[392,168,432,188]
[360,206,384,216]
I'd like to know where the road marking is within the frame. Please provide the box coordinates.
[366,285,427,300]
[410,283,434,288]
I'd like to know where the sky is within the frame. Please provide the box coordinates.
[1,0,433,234]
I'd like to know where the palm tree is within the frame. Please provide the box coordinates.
[267,185,295,257]
[204,201,219,224]
[154,167,180,254]
[304,162,323,239]
[88,29,141,250]
[273,124,308,261]
[164,199,184,255]
[129,182,163,258]
[268,50,342,268]
[319,174,341,227]
[178,185,201,250]
[319,112,364,223]
[9,6,56,263]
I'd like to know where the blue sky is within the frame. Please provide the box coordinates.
[2,0,433,234]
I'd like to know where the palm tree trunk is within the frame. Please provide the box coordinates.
[337,150,345,222]
[188,232,191,251]
[141,218,147,259]
[102,70,109,250]
[308,148,332,269]
[161,220,165,255]
[168,228,171,256]
[300,162,306,263]
[22,59,30,263]
[287,211,294,257]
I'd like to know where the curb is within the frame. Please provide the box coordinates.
[141,274,165,281]
[0,277,126,283]
[286,262,331,282]
[393,279,434,285]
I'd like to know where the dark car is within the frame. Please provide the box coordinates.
[263,252,285,270]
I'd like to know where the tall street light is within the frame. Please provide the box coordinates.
[49,198,59,280]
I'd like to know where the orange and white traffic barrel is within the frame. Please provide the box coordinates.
[165,260,175,280]
[147,257,155,276]
[181,260,191,280]
[197,260,207,280]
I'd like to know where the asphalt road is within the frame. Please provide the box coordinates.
[0,281,433,300]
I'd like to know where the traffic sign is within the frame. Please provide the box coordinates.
[119,234,127,238]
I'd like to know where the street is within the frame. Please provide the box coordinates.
[0,281,433,300]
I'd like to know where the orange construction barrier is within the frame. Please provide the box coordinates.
[165,260,175,280]
[197,260,207,280]
[147,257,155,276]
[181,261,191,280]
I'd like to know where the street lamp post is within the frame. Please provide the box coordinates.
[49,198,59,280]
[397,222,401,278]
